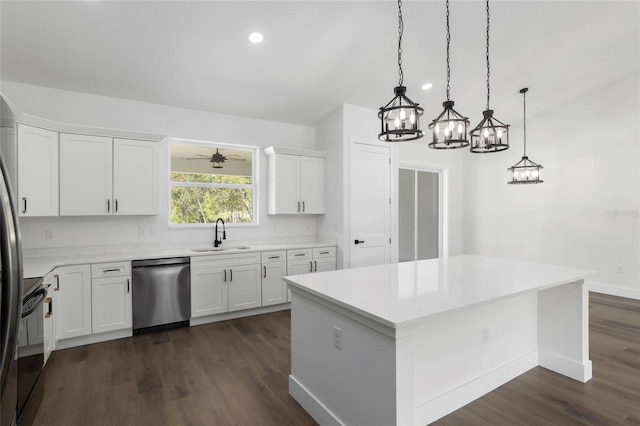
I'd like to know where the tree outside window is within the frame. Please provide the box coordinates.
[170,142,256,225]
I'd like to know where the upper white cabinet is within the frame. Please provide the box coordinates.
[17,124,59,216]
[113,138,158,215]
[59,134,113,215]
[264,146,325,215]
[59,135,158,216]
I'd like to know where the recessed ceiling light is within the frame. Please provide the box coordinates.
[249,32,264,44]
[422,83,433,91]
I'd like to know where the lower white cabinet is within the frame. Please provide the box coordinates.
[91,262,132,334]
[286,246,337,301]
[261,251,287,306]
[191,253,262,318]
[54,265,92,341]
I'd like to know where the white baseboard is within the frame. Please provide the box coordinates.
[588,281,640,300]
[190,303,290,327]
[289,375,343,426]
[538,350,592,382]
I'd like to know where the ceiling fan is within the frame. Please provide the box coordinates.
[186,148,244,169]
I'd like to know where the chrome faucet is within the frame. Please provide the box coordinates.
[214,218,226,247]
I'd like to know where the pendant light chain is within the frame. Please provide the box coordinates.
[485,0,491,110]
[522,88,527,156]
[445,0,451,101]
[397,0,404,87]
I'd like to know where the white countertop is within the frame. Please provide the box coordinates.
[22,241,335,278]
[284,255,595,329]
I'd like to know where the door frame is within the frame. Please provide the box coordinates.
[398,163,448,259]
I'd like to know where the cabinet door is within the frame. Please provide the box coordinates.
[17,124,58,216]
[191,267,228,317]
[315,257,337,273]
[113,139,158,215]
[59,133,113,216]
[91,275,132,333]
[228,263,262,312]
[54,265,92,340]
[300,156,325,214]
[262,262,287,306]
[268,153,300,214]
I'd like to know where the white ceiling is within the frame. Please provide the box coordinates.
[1,1,638,128]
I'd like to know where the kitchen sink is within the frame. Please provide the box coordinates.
[191,246,251,253]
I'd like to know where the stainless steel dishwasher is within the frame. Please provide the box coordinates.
[131,257,190,334]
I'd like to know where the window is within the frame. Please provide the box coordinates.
[170,141,257,226]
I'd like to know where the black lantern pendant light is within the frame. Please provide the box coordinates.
[470,0,509,153]
[378,0,424,142]
[428,0,469,149]
[508,88,543,184]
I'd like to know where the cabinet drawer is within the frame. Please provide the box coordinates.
[91,261,131,278]
[191,252,261,269]
[287,248,312,261]
[313,247,336,258]
[261,251,286,264]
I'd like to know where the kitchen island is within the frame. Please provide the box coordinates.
[284,255,594,426]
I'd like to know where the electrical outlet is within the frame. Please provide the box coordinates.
[138,227,146,237]
[482,328,489,344]
[45,229,54,240]
[333,326,342,350]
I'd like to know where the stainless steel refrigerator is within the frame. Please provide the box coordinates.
[0,94,23,426]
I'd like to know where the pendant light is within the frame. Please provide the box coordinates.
[508,88,543,184]
[428,0,469,149]
[470,0,509,153]
[378,0,424,142]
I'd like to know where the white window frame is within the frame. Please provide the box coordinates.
[168,138,259,228]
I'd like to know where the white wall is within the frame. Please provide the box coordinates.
[462,72,640,299]
[1,81,320,249]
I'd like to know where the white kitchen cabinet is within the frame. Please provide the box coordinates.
[59,135,158,216]
[113,138,158,215]
[17,124,59,216]
[264,146,326,215]
[261,251,287,306]
[91,262,132,334]
[190,252,262,318]
[59,133,113,215]
[53,265,92,340]
[286,246,337,301]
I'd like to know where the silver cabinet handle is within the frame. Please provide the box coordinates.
[127,278,130,293]
[22,197,27,214]
[320,251,330,255]
[314,260,317,272]
[309,261,313,273]
[230,269,233,282]
[294,253,305,257]
[54,274,60,291]
[115,199,118,213]
[302,201,305,212]
[107,199,110,212]
[103,268,121,273]
[263,266,267,278]
[224,269,227,282]
[268,256,281,259]
[297,201,300,212]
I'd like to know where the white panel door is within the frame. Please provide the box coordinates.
[349,142,391,268]
[190,267,228,317]
[300,156,325,214]
[17,124,59,216]
[269,153,300,214]
[59,133,113,216]
[261,262,287,306]
[55,265,92,340]
[113,139,158,215]
[228,264,262,312]
[91,275,132,333]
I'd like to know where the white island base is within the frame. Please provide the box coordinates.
[285,256,594,426]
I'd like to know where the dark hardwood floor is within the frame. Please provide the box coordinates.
[33,293,639,425]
